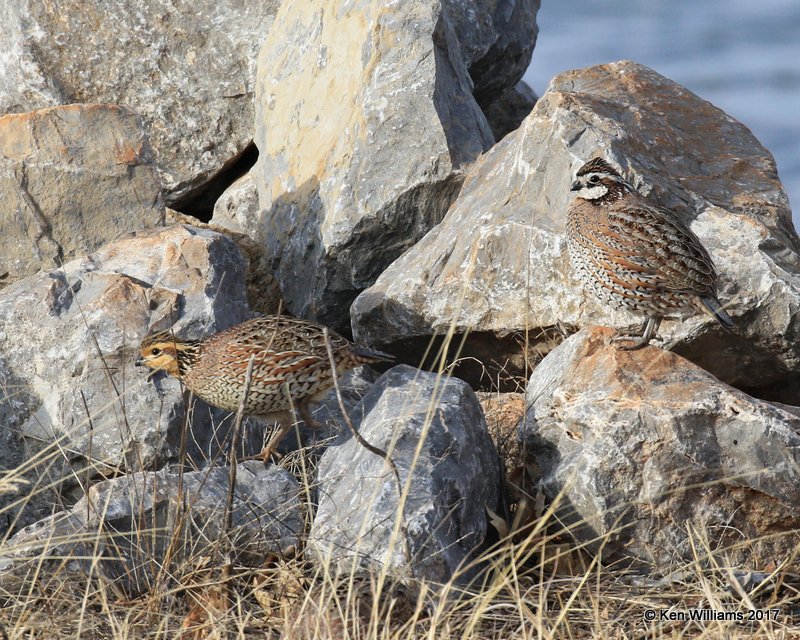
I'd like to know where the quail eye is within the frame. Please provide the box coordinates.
[589,175,600,183]
[150,347,162,356]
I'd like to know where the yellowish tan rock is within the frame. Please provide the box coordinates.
[243,0,495,329]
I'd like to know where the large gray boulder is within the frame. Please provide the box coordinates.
[444,0,540,106]
[238,0,511,332]
[352,61,800,400]
[308,365,500,584]
[0,105,163,283]
[519,327,800,567]
[482,79,538,141]
[0,0,280,206]
[0,462,302,597]
[0,225,253,496]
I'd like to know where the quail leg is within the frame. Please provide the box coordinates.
[299,401,323,430]
[251,421,293,462]
[252,403,322,462]
[612,316,662,351]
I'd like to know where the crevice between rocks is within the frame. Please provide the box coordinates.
[169,141,259,221]
[379,325,800,403]
[383,327,570,393]
[671,326,800,405]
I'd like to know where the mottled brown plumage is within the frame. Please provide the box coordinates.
[566,157,734,349]
[136,315,392,459]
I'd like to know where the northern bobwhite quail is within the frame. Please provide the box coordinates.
[136,315,393,460]
[566,157,734,349]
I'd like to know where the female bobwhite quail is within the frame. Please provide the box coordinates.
[566,157,734,349]
[136,314,393,459]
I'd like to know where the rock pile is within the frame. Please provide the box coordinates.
[1,0,798,592]
[1,0,280,208]
[521,327,800,568]
[351,61,800,402]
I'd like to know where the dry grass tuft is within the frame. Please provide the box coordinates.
[1,450,798,640]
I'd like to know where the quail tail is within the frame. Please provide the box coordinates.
[347,344,395,365]
[699,296,735,329]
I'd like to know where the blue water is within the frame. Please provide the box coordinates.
[523,0,800,228]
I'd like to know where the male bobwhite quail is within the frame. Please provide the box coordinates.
[566,157,734,349]
[136,315,393,460]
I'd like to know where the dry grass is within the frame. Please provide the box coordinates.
[1,413,799,640]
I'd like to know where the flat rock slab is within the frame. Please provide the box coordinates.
[0,104,163,283]
[0,462,301,598]
[352,61,800,400]
[308,365,500,584]
[519,327,800,568]
[0,0,280,205]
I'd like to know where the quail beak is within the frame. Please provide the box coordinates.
[135,356,161,380]
[570,180,582,191]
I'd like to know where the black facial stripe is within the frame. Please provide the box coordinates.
[576,158,621,178]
